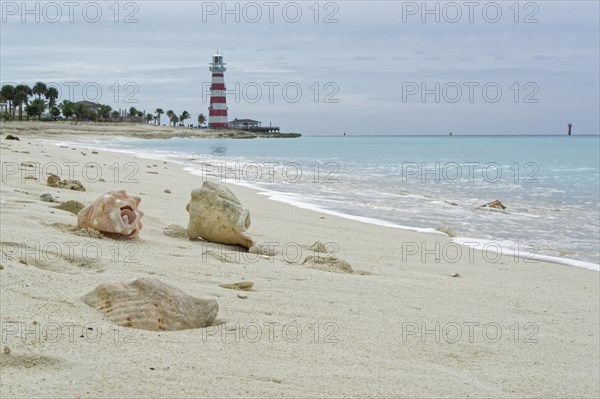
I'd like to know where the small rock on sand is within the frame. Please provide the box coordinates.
[47,174,85,191]
[5,135,20,141]
[219,281,254,291]
[164,189,171,194]
[163,224,187,238]
[92,151,98,154]
[51,200,85,215]
[40,193,56,203]
[451,272,461,278]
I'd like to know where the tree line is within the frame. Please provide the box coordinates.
[1,82,207,127]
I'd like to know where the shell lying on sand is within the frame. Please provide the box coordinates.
[77,190,143,239]
[81,278,218,331]
[186,181,253,248]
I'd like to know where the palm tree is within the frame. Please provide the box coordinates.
[146,114,154,123]
[46,87,59,109]
[50,106,61,120]
[97,104,112,122]
[110,110,120,121]
[166,110,174,126]
[170,114,179,127]
[32,82,47,101]
[13,92,29,121]
[197,113,206,127]
[59,100,74,121]
[14,84,32,120]
[180,110,190,125]
[128,107,138,117]
[136,110,143,118]
[155,108,164,125]
[1,85,15,115]
[26,98,46,120]
[73,102,89,121]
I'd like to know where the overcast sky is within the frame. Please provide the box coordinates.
[1,0,599,135]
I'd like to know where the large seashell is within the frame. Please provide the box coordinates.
[77,190,143,239]
[81,278,218,331]
[186,181,253,248]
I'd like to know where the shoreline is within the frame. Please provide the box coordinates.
[36,135,600,272]
[1,126,599,397]
[0,121,301,139]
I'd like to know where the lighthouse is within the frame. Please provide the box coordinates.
[208,53,229,129]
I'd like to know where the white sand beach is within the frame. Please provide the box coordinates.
[1,124,598,398]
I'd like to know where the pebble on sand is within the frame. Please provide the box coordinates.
[40,193,56,203]
[47,174,86,191]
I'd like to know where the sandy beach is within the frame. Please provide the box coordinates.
[0,124,598,398]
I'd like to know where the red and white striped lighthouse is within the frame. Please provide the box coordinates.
[208,53,228,129]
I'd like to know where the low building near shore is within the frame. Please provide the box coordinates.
[229,118,261,129]
[229,118,280,132]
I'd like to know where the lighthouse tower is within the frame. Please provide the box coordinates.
[208,53,229,129]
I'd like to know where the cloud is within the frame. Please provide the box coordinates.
[1,0,598,134]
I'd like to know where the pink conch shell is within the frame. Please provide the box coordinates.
[77,190,143,239]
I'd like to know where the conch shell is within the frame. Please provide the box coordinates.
[77,190,143,239]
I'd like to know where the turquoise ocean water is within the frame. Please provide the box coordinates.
[61,135,600,269]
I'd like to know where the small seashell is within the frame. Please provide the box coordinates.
[450,272,461,278]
